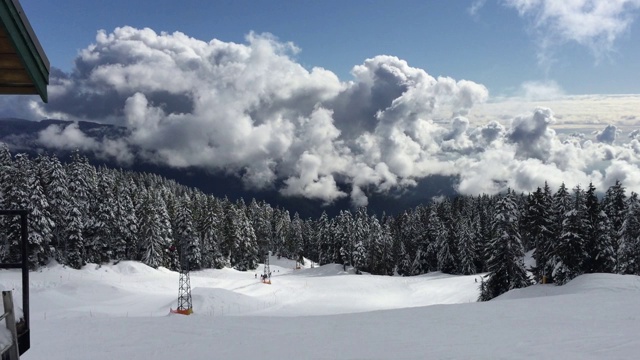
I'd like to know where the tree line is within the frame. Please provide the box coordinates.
[0,146,637,300]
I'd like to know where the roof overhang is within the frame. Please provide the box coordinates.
[0,0,49,102]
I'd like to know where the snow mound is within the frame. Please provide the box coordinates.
[292,264,357,277]
[99,261,158,276]
[559,273,640,294]
[494,273,640,301]
[266,255,298,269]
[188,287,264,316]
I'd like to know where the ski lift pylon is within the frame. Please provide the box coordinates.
[262,251,271,284]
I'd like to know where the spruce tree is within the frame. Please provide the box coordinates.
[44,156,71,263]
[196,195,224,269]
[617,192,640,274]
[222,200,241,267]
[156,189,174,268]
[479,191,531,301]
[582,182,613,273]
[234,206,259,271]
[602,180,627,257]
[437,201,458,274]
[113,176,139,261]
[316,211,332,265]
[398,241,412,276]
[526,185,555,282]
[85,171,116,264]
[5,154,53,267]
[353,207,370,271]
[457,217,477,275]
[289,212,305,266]
[553,186,588,285]
[138,190,165,268]
[175,195,201,270]
[65,205,85,269]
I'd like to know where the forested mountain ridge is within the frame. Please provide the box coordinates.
[0,145,636,300]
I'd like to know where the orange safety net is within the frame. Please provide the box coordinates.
[170,308,193,315]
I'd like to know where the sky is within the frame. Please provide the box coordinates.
[3,259,640,359]
[3,0,640,206]
[18,0,640,95]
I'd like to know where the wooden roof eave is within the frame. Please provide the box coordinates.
[0,0,49,102]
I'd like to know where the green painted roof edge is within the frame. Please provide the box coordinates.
[0,0,49,102]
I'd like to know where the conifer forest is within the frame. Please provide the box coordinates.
[0,146,636,300]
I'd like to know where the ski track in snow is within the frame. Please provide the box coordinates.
[1,257,640,359]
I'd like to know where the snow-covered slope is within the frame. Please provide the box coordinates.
[1,258,638,359]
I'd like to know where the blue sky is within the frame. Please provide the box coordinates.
[20,0,640,95]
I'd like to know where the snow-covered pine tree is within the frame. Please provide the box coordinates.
[289,212,305,266]
[543,182,571,283]
[280,210,297,259]
[334,210,353,268]
[112,175,139,261]
[473,194,494,273]
[248,199,272,261]
[2,156,24,263]
[367,214,385,274]
[363,214,394,276]
[410,248,428,276]
[424,205,443,273]
[272,209,290,259]
[234,206,259,271]
[457,216,477,275]
[583,183,615,273]
[175,195,201,270]
[436,201,457,274]
[196,195,224,269]
[352,239,367,274]
[617,192,640,274]
[156,189,174,269]
[315,211,332,265]
[66,151,95,265]
[65,204,85,269]
[602,180,627,257]
[222,200,241,267]
[44,156,70,263]
[553,185,588,285]
[0,145,13,262]
[137,190,165,269]
[5,154,53,267]
[479,190,531,301]
[396,211,418,270]
[353,207,370,272]
[398,241,412,276]
[525,185,554,282]
[302,218,316,262]
[379,221,395,275]
[411,205,432,274]
[85,170,117,264]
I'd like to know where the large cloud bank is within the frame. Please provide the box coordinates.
[6,27,640,205]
